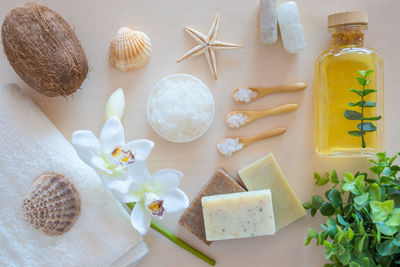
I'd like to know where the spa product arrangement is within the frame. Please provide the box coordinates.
[147,74,215,143]
[177,15,243,80]
[1,3,88,97]
[109,26,152,71]
[315,11,384,157]
[0,1,392,266]
[260,0,307,53]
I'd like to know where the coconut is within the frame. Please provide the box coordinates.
[1,2,88,97]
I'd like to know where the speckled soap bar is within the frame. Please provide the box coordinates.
[238,153,306,231]
[178,169,245,245]
[202,189,275,241]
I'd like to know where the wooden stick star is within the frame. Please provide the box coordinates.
[177,15,244,80]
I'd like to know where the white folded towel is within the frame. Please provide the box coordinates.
[0,84,148,267]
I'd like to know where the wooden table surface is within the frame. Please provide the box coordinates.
[1,0,400,266]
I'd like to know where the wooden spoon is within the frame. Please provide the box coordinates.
[217,127,287,156]
[225,103,298,128]
[232,82,306,103]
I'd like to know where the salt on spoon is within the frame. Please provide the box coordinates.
[232,82,306,103]
[217,127,287,156]
[226,103,298,128]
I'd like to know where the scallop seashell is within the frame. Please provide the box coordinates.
[109,26,152,71]
[22,173,81,236]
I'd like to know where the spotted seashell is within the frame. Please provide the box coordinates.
[109,26,152,71]
[22,173,81,236]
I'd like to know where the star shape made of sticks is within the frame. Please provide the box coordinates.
[177,15,243,80]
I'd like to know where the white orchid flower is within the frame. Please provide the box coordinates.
[122,169,189,235]
[71,117,154,198]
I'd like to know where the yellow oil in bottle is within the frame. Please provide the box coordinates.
[315,12,384,157]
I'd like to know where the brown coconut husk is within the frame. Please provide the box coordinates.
[1,2,88,97]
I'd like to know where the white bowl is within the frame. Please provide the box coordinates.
[147,74,215,143]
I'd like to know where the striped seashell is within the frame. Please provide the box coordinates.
[109,26,152,71]
[22,173,81,236]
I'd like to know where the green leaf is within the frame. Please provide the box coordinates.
[312,195,324,209]
[349,89,363,96]
[354,193,369,206]
[358,122,377,132]
[337,249,350,265]
[364,69,374,77]
[344,110,363,120]
[361,257,369,267]
[316,177,329,186]
[348,100,366,107]
[308,228,318,238]
[304,236,312,246]
[358,70,367,76]
[303,202,312,209]
[386,208,400,227]
[377,239,398,256]
[330,170,339,184]
[363,115,382,121]
[371,165,385,175]
[393,233,400,246]
[362,101,376,107]
[323,240,334,259]
[356,77,371,86]
[348,130,365,137]
[369,183,381,201]
[344,172,355,183]
[327,189,342,207]
[320,202,335,216]
[311,208,317,217]
[356,235,367,252]
[349,262,361,267]
[363,89,377,96]
[377,222,397,236]
[344,228,354,242]
[327,218,337,236]
[370,200,394,222]
[314,172,329,186]
[337,214,349,227]
[355,175,366,194]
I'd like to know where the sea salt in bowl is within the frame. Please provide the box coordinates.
[147,74,215,143]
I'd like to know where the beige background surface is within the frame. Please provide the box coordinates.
[1,0,400,266]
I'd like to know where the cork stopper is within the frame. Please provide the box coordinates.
[328,11,368,28]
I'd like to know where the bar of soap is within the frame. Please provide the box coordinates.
[238,153,305,231]
[260,0,278,44]
[202,189,275,241]
[277,1,307,53]
[178,169,245,245]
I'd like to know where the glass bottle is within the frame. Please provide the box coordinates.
[315,11,384,157]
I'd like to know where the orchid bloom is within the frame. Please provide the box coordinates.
[122,169,189,235]
[71,117,154,198]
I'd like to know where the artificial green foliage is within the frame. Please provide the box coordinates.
[344,70,381,148]
[303,152,400,267]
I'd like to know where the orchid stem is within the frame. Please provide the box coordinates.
[150,221,216,266]
[126,203,215,266]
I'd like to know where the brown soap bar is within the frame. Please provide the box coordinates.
[179,168,245,245]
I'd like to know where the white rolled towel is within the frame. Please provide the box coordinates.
[0,84,148,266]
